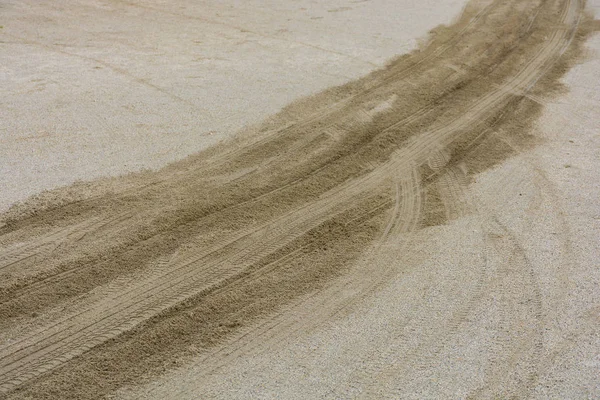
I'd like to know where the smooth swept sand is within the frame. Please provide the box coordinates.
[1,1,599,399]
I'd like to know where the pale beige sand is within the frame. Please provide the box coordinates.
[0,0,467,212]
[1,0,598,398]
[117,4,600,400]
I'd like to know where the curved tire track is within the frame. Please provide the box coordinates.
[0,0,588,397]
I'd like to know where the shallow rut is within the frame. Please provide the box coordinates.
[0,0,595,398]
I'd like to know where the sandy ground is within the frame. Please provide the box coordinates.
[0,0,467,213]
[118,24,600,400]
[1,0,599,399]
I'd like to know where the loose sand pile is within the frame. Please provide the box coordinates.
[1,0,599,399]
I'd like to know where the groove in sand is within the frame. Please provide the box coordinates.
[0,0,596,398]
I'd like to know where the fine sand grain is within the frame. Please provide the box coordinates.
[1,0,599,399]
[0,0,468,213]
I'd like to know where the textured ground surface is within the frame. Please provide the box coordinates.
[1,0,599,399]
[0,0,467,213]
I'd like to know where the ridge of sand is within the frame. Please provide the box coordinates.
[1,0,598,399]
[122,20,600,400]
[0,0,469,213]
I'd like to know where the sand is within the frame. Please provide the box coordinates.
[0,0,468,213]
[0,0,599,399]
[121,28,600,399]
[118,26,600,399]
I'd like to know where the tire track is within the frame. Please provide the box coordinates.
[315,2,580,397]
[0,0,500,309]
[0,211,141,306]
[169,164,423,398]
[333,169,476,400]
[0,158,395,392]
[0,0,566,390]
[0,0,591,397]
[466,124,580,399]
[142,0,500,179]
[466,166,546,399]
[366,1,579,394]
[0,214,129,278]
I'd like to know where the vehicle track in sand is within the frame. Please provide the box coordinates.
[156,165,422,394]
[0,0,498,321]
[0,0,596,398]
